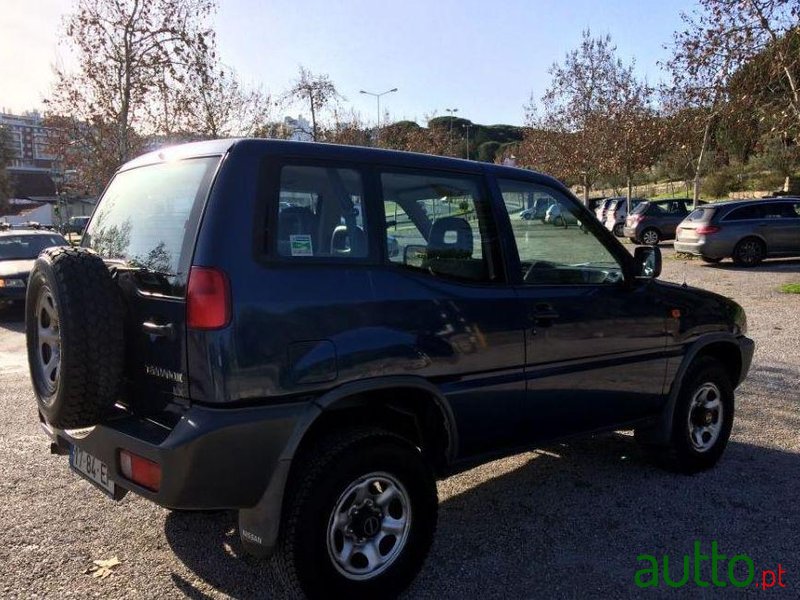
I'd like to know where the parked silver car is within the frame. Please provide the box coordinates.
[674,198,800,266]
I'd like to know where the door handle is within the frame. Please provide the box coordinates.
[533,303,560,321]
[142,321,174,339]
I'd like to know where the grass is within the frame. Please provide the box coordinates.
[779,283,800,294]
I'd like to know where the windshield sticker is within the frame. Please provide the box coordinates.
[289,234,313,257]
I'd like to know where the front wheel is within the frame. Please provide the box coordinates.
[274,429,438,599]
[612,223,624,237]
[638,357,734,473]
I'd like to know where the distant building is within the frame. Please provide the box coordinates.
[0,111,58,198]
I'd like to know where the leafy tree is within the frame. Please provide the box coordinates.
[667,0,800,205]
[284,66,343,141]
[520,30,629,203]
[46,0,217,193]
[605,68,661,207]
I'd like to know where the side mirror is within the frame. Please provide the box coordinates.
[634,245,662,279]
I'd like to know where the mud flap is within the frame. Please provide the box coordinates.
[238,458,293,558]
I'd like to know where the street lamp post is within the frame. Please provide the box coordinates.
[462,123,472,160]
[359,87,398,146]
[445,108,459,154]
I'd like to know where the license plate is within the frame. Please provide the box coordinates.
[70,446,115,496]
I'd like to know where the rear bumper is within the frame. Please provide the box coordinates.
[623,225,639,239]
[43,400,318,510]
[674,238,730,259]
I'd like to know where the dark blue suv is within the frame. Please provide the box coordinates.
[26,140,754,599]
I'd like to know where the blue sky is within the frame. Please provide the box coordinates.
[2,0,695,126]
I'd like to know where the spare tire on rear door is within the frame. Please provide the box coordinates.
[26,247,124,429]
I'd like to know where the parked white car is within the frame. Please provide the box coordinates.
[604,197,647,236]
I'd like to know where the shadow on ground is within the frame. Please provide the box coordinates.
[0,303,25,330]
[163,431,799,599]
[700,257,800,273]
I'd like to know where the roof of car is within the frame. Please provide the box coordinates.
[118,138,568,192]
[0,229,65,238]
[695,197,799,209]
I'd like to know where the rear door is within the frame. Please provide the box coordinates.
[82,156,221,414]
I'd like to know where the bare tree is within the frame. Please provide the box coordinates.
[284,66,343,141]
[46,0,216,191]
[180,46,274,138]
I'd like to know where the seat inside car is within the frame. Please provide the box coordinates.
[424,217,486,280]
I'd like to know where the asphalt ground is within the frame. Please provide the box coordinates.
[0,247,798,598]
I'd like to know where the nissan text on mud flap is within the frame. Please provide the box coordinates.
[27,139,754,599]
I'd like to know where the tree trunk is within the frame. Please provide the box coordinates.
[626,174,632,214]
[693,116,714,209]
[308,91,317,142]
[582,173,589,206]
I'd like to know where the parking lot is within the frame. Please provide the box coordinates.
[1,248,798,599]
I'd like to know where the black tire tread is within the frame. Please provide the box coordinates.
[638,356,733,474]
[27,246,124,428]
[272,427,437,599]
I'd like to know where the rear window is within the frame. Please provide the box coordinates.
[685,208,712,221]
[632,202,650,215]
[83,157,219,295]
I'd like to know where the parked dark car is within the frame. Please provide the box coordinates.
[0,229,68,308]
[27,140,753,599]
[62,215,91,235]
[624,198,706,245]
[675,198,800,266]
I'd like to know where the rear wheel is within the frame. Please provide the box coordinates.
[612,223,624,237]
[732,237,765,267]
[274,428,438,599]
[641,228,660,246]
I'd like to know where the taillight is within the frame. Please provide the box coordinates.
[119,450,161,491]
[187,267,231,329]
[696,225,721,235]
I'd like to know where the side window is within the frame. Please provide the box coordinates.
[380,170,496,282]
[792,202,800,217]
[725,205,764,221]
[766,202,800,219]
[276,165,367,258]
[498,179,623,285]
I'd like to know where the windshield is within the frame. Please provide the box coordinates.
[83,156,219,296]
[0,234,67,260]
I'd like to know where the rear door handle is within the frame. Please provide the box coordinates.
[142,321,174,339]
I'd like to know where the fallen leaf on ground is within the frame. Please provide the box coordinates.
[84,556,121,579]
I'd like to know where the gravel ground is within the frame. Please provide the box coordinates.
[1,249,798,599]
